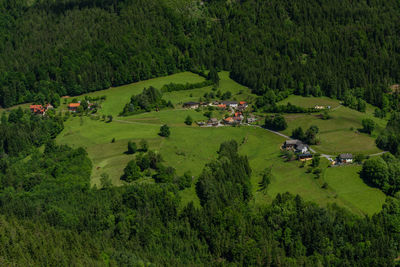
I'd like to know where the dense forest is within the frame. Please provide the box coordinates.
[1,0,400,110]
[1,116,400,265]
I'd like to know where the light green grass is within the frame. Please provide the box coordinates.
[56,74,387,216]
[277,96,387,155]
[324,165,386,215]
[279,95,341,109]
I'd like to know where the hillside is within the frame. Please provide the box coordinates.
[1,0,400,111]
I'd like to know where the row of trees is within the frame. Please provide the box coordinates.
[121,86,173,116]
[1,0,400,113]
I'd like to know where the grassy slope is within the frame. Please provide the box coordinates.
[57,73,387,215]
[277,96,386,155]
[324,165,386,215]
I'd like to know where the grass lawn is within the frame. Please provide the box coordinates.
[324,165,386,215]
[277,96,387,155]
[56,73,387,216]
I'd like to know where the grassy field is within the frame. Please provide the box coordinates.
[279,95,341,109]
[324,165,386,215]
[277,96,387,155]
[55,72,387,216]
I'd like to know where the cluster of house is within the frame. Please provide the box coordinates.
[30,104,54,115]
[283,140,312,161]
[67,101,94,112]
[183,100,248,110]
[283,139,354,165]
[314,105,331,110]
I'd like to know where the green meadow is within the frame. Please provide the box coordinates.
[56,72,388,215]
[278,95,387,155]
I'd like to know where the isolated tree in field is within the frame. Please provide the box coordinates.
[360,157,389,189]
[140,139,148,152]
[312,153,320,167]
[265,115,287,131]
[362,118,375,134]
[185,115,193,125]
[292,126,305,140]
[107,115,113,122]
[121,160,141,182]
[259,167,273,193]
[305,125,319,144]
[208,68,220,86]
[159,124,170,137]
[127,141,137,154]
[322,110,331,120]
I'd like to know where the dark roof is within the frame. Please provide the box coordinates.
[209,118,219,122]
[339,153,353,159]
[222,101,238,105]
[285,139,302,146]
[296,144,307,150]
[183,102,199,106]
[299,153,313,157]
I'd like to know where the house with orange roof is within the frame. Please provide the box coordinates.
[217,104,226,109]
[68,102,80,112]
[30,105,45,115]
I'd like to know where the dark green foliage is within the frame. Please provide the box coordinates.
[292,126,305,140]
[321,110,332,120]
[159,124,170,137]
[343,93,367,112]
[121,160,141,182]
[377,113,400,155]
[127,141,137,154]
[264,114,287,131]
[361,155,400,196]
[140,139,148,152]
[121,87,167,116]
[305,125,319,145]
[207,68,220,86]
[0,110,64,156]
[259,167,272,192]
[184,115,193,125]
[265,102,318,114]
[312,154,321,167]
[175,171,192,190]
[220,91,232,100]
[362,118,376,134]
[196,140,252,208]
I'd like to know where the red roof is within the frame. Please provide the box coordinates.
[30,105,45,114]
[235,112,242,117]
[224,117,234,122]
[218,104,226,108]
[239,101,247,105]
[68,103,80,108]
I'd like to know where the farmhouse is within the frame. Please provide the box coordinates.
[217,104,227,109]
[183,102,199,109]
[68,103,80,112]
[296,143,308,154]
[30,105,45,115]
[314,105,325,110]
[283,139,308,153]
[224,117,234,124]
[338,153,353,164]
[283,139,301,149]
[208,118,219,126]
[299,153,313,161]
[222,101,238,108]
